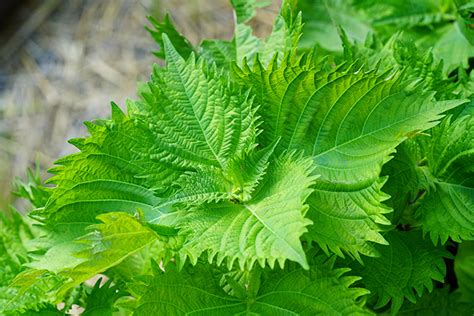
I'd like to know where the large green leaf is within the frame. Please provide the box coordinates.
[417,115,474,244]
[127,256,371,315]
[179,152,316,269]
[143,36,257,171]
[350,230,448,314]
[234,53,466,258]
[33,34,257,227]
[431,21,474,73]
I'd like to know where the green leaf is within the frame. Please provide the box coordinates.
[368,0,455,29]
[82,278,127,316]
[419,182,474,244]
[417,115,474,244]
[0,209,32,286]
[10,213,179,305]
[200,0,302,67]
[35,113,164,225]
[165,142,279,206]
[56,212,180,296]
[179,152,316,269]
[305,177,392,259]
[13,166,51,209]
[128,256,371,315]
[431,22,474,73]
[146,15,194,60]
[148,35,257,170]
[381,139,434,222]
[395,287,474,316]
[223,140,278,201]
[33,34,257,228]
[349,230,448,314]
[0,209,44,315]
[0,209,56,314]
[234,52,466,258]
[4,269,66,314]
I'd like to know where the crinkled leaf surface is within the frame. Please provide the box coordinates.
[417,115,474,244]
[55,212,173,296]
[381,139,434,221]
[350,230,448,314]
[180,152,316,270]
[394,288,474,316]
[34,34,257,227]
[146,15,194,60]
[234,53,465,258]
[128,256,371,315]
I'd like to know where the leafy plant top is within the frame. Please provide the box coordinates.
[1,0,474,315]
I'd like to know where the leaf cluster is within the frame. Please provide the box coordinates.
[1,0,474,315]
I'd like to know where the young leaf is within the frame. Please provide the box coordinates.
[199,0,302,67]
[145,35,257,171]
[179,152,316,270]
[146,15,194,60]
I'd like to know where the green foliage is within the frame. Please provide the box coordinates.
[305,0,474,72]
[349,231,448,314]
[2,0,474,314]
[128,256,370,315]
[81,278,127,316]
[395,288,474,315]
[416,115,474,244]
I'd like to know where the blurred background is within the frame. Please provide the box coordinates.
[0,0,279,209]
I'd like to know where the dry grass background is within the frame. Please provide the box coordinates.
[0,0,280,209]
